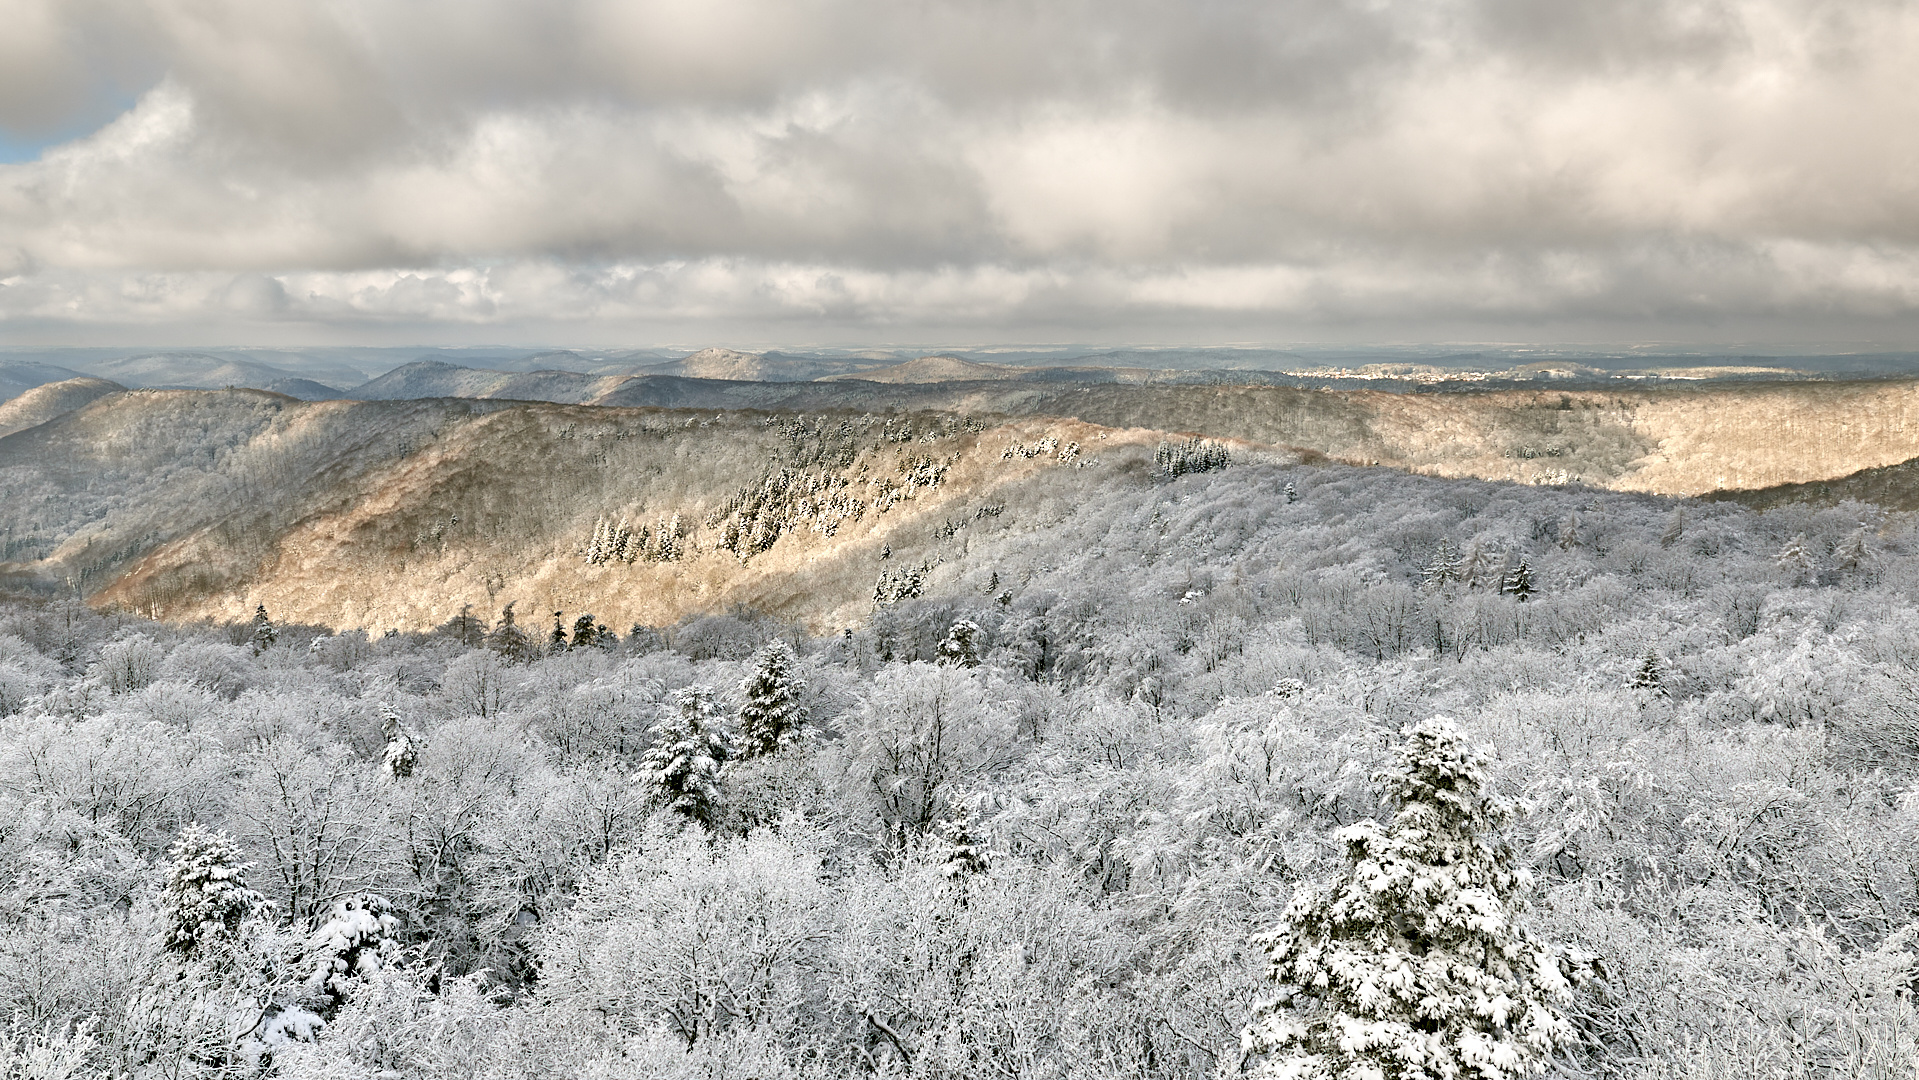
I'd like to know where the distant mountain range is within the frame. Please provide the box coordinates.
[10,345,1919,409]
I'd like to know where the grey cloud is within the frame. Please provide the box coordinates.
[4,0,1919,341]
[220,272,289,315]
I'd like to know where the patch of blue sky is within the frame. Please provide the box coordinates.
[0,94,140,164]
[0,130,60,165]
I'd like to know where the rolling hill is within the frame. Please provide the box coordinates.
[0,360,92,402]
[0,377,125,437]
[10,374,1919,634]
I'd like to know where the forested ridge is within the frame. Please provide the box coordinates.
[1,452,1916,1077]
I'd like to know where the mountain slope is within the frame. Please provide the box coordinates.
[350,361,626,404]
[15,376,1919,633]
[0,377,125,438]
[0,361,92,402]
[81,352,304,390]
[633,347,884,381]
[0,390,1219,631]
[264,377,345,401]
[820,355,1027,383]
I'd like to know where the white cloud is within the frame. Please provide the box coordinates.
[4,0,1919,342]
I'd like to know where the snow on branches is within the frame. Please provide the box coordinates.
[160,825,268,959]
[1242,717,1593,1080]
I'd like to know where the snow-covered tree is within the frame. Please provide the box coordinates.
[487,602,535,662]
[1242,716,1591,1080]
[571,613,600,649]
[934,796,989,881]
[161,825,267,959]
[641,686,736,826]
[380,706,420,779]
[249,604,277,653]
[938,619,984,668]
[1458,542,1497,591]
[738,642,806,758]
[1629,649,1666,696]
[1500,557,1534,601]
[1834,526,1875,576]
[306,893,403,1007]
[1775,533,1815,583]
[1419,541,1460,592]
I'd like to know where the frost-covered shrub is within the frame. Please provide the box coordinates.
[88,634,164,695]
[535,829,833,1047]
[160,640,256,697]
[837,663,1018,839]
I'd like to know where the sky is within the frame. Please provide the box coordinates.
[3,0,1919,349]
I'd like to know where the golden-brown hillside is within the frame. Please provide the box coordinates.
[8,378,1919,633]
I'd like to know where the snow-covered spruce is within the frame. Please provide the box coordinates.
[306,892,403,1006]
[160,825,267,959]
[379,705,420,780]
[938,618,984,667]
[738,641,806,758]
[935,795,990,881]
[641,685,736,825]
[1242,716,1592,1080]
[248,604,277,653]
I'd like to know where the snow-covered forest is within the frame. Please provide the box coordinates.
[3,458,1917,1079]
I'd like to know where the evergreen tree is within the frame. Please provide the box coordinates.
[938,619,984,667]
[641,686,736,826]
[1629,648,1667,696]
[306,892,403,1008]
[1459,543,1496,591]
[487,602,535,662]
[550,611,570,654]
[448,603,482,646]
[1557,512,1579,550]
[1834,526,1875,576]
[627,623,666,654]
[248,604,277,653]
[380,705,420,779]
[1500,557,1534,601]
[160,825,267,959]
[1242,717,1591,1080]
[1419,540,1461,592]
[935,796,989,881]
[1284,480,1300,504]
[571,613,599,649]
[738,642,806,758]
[1775,533,1815,583]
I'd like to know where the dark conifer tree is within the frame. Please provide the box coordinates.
[1501,557,1535,601]
[249,604,277,653]
[488,602,535,662]
[571,614,599,649]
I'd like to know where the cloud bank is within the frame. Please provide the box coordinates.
[4,0,1919,344]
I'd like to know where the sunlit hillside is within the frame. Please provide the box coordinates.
[7,380,1919,636]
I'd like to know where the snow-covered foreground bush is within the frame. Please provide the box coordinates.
[0,460,1917,1077]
